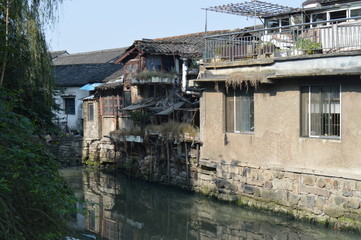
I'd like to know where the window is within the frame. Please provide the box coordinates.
[124,91,131,107]
[266,18,290,32]
[63,97,75,115]
[226,87,254,133]
[88,103,94,121]
[88,210,95,230]
[301,85,341,138]
[102,94,122,116]
[311,13,327,27]
[328,10,347,25]
[266,19,279,29]
[350,8,361,18]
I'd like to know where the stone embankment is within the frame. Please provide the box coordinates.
[50,135,83,166]
[194,160,361,232]
[83,137,361,232]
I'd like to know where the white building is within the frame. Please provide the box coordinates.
[52,48,127,132]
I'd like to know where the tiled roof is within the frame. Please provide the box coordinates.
[50,50,68,60]
[54,63,123,87]
[318,0,356,4]
[129,30,238,58]
[53,47,128,65]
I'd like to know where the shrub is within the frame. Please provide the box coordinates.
[0,90,76,240]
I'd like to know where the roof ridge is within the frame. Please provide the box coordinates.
[154,29,243,41]
[60,47,129,57]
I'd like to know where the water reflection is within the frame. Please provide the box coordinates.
[62,167,360,240]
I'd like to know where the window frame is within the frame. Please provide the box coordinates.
[300,84,341,139]
[88,102,94,121]
[310,8,354,27]
[265,17,290,33]
[63,97,75,115]
[101,93,123,117]
[225,87,254,134]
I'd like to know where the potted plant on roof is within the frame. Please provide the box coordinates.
[295,38,322,55]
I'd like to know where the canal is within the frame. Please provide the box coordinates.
[61,167,361,240]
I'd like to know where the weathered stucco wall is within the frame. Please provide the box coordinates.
[83,100,100,140]
[82,99,134,163]
[200,78,361,179]
[196,55,361,230]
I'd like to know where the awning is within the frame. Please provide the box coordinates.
[79,83,103,91]
[80,95,95,101]
[156,102,185,116]
[122,103,155,111]
[122,98,155,111]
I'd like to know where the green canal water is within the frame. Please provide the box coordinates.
[61,167,361,240]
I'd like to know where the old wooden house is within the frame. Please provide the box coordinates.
[82,33,217,181]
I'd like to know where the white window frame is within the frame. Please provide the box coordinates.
[301,84,342,139]
[226,87,254,134]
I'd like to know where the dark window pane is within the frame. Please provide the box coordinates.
[124,91,131,107]
[266,19,279,28]
[351,8,361,17]
[226,90,235,132]
[88,103,94,121]
[64,98,75,115]
[281,18,289,26]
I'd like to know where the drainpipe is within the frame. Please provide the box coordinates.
[182,58,188,92]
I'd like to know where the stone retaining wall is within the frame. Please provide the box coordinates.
[193,160,361,231]
[50,135,83,166]
[82,138,361,231]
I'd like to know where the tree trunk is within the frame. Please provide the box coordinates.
[0,0,10,86]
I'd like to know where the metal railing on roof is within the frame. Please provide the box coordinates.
[203,16,361,63]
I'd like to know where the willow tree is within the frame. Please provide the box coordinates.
[0,1,79,240]
[0,0,62,129]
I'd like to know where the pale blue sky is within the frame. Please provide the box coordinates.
[46,0,304,53]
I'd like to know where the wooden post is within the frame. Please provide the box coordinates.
[196,143,200,166]
[149,147,153,182]
[185,142,189,186]
[166,139,170,184]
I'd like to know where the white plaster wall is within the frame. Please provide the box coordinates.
[54,87,90,131]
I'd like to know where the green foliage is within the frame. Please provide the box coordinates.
[135,70,177,80]
[0,90,76,240]
[295,38,322,54]
[0,1,73,239]
[130,111,149,122]
[0,0,62,131]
